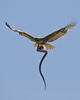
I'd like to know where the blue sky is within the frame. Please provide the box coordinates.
[0,0,80,100]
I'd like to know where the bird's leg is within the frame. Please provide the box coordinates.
[37,45,48,89]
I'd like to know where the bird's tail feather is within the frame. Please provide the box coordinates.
[44,43,56,50]
[32,43,56,50]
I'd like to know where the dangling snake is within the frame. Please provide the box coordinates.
[37,45,48,89]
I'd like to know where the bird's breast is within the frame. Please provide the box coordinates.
[35,38,45,44]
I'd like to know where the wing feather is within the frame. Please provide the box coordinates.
[5,22,36,42]
[42,21,77,42]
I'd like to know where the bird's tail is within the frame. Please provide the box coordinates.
[32,43,56,50]
[44,43,56,50]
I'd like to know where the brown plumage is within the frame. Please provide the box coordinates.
[5,21,77,50]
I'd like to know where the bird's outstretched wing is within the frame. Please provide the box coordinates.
[42,21,77,42]
[5,22,36,42]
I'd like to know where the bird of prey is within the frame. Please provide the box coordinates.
[5,21,77,89]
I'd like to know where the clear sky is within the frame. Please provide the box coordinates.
[0,0,80,100]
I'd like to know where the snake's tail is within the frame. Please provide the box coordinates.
[39,62,46,89]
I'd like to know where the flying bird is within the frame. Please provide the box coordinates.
[5,21,77,89]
